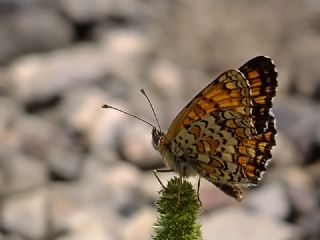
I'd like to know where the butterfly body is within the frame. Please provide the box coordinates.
[152,56,278,202]
[152,128,197,177]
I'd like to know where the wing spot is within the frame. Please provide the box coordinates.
[201,119,209,127]
[189,125,201,139]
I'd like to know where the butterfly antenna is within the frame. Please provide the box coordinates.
[102,104,157,130]
[140,88,162,132]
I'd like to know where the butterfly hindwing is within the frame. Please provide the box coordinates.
[170,110,257,183]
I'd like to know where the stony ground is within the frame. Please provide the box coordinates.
[0,0,320,240]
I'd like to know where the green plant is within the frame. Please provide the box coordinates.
[153,177,203,240]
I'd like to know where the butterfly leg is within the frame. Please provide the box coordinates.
[176,175,183,207]
[153,168,173,189]
[197,177,202,206]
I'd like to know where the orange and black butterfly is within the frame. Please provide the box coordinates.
[104,56,278,202]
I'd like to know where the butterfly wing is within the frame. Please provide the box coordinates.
[161,69,252,144]
[160,56,278,201]
[168,109,257,202]
[239,56,277,134]
[238,56,278,177]
[174,109,257,181]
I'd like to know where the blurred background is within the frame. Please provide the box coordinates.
[0,0,319,240]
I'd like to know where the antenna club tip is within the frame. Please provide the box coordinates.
[102,104,109,108]
[140,88,145,94]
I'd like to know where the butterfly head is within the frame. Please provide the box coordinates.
[152,127,164,151]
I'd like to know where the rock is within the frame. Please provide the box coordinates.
[6,43,110,102]
[273,96,320,136]
[272,133,304,166]
[0,97,21,156]
[120,207,155,240]
[90,162,144,210]
[0,0,46,9]
[117,120,160,168]
[0,101,51,194]
[4,115,83,180]
[151,0,281,71]
[98,99,131,149]
[245,182,290,219]
[0,8,72,63]
[287,36,320,101]
[14,116,54,158]
[0,154,46,193]
[60,86,128,154]
[49,182,83,229]
[50,181,115,232]
[298,209,320,240]
[96,163,146,219]
[306,161,320,186]
[0,69,11,95]
[47,129,86,180]
[275,59,292,96]
[58,0,145,23]
[57,209,114,240]
[6,29,151,103]
[98,29,152,83]
[0,233,24,240]
[147,59,183,100]
[2,189,47,239]
[58,0,112,22]
[273,96,320,163]
[50,162,144,234]
[280,167,317,215]
[146,58,185,127]
[202,207,301,240]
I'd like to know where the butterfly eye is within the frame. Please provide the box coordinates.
[152,128,163,150]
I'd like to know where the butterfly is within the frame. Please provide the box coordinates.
[103,56,278,202]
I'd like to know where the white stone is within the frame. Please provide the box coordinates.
[3,189,47,239]
[2,154,46,192]
[118,120,160,168]
[60,87,126,148]
[99,29,151,82]
[59,0,143,22]
[7,44,110,101]
[121,207,155,240]
[58,210,114,240]
[272,134,303,165]
[282,167,318,214]
[202,207,301,240]
[245,182,289,219]
[148,59,183,99]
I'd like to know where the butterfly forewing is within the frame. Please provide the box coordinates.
[162,69,253,144]
[238,56,277,180]
[239,56,278,134]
